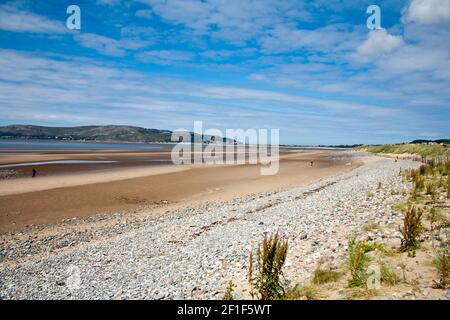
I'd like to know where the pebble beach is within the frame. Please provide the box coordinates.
[0,155,421,299]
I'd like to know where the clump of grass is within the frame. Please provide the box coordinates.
[361,240,390,255]
[312,265,341,285]
[222,280,235,300]
[438,176,445,189]
[414,176,424,191]
[447,175,450,199]
[283,284,319,300]
[363,221,379,232]
[427,207,443,248]
[248,231,288,300]
[425,182,432,194]
[432,249,450,289]
[345,287,378,300]
[405,160,450,200]
[399,205,423,255]
[427,207,447,231]
[380,263,400,286]
[411,184,419,200]
[363,221,380,232]
[425,182,437,198]
[347,239,370,287]
[419,164,427,175]
[395,200,411,213]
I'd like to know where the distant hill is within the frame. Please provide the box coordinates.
[0,125,233,144]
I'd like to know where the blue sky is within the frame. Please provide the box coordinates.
[0,0,449,145]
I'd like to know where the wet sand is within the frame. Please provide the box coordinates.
[0,148,359,233]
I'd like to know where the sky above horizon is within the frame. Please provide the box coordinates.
[0,0,449,145]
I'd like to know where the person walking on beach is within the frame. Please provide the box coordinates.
[32,168,37,178]
[310,161,314,167]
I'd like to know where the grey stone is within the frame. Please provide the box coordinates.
[0,157,420,300]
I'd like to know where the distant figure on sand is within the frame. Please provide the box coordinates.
[32,168,37,178]
[310,161,314,167]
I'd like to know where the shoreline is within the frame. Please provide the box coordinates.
[0,156,427,300]
[0,150,359,233]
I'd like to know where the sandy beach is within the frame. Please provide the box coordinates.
[4,156,445,300]
[0,147,357,233]
[1,151,449,301]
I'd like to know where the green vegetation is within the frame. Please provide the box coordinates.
[248,231,288,300]
[427,207,448,232]
[361,143,450,157]
[404,160,450,203]
[312,265,341,285]
[432,249,450,289]
[399,205,423,255]
[237,157,450,300]
[283,284,319,300]
[395,200,412,213]
[425,182,436,196]
[345,287,378,300]
[0,124,174,143]
[380,263,400,286]
[222,280,235,300]
[447,175,450,199]
[347,239,370,287]
[360,240,391,256]
[401,160,450,249]
[401,158,450,293]
[363,221,379,232]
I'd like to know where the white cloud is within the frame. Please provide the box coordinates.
[200,48,256,60]
[120,26,157,39]
[0,4,66,34]
[0,48,447,144]
[259,23,364,54]
[376,44,450,75]
[135,50,196,64]
[357,29,404,57]
[141,0,311,45]
[404,0,450,24]
[75,33,151,57]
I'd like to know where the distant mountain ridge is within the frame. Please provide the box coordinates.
[0,125,232,144]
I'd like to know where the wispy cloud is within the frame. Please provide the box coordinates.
[1,48,446,144]
[0,0,448,144]
[0,2,65,34]
[135,50,196,64]
[75,33,152,57]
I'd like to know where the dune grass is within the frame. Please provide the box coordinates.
[360,144,450,157]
